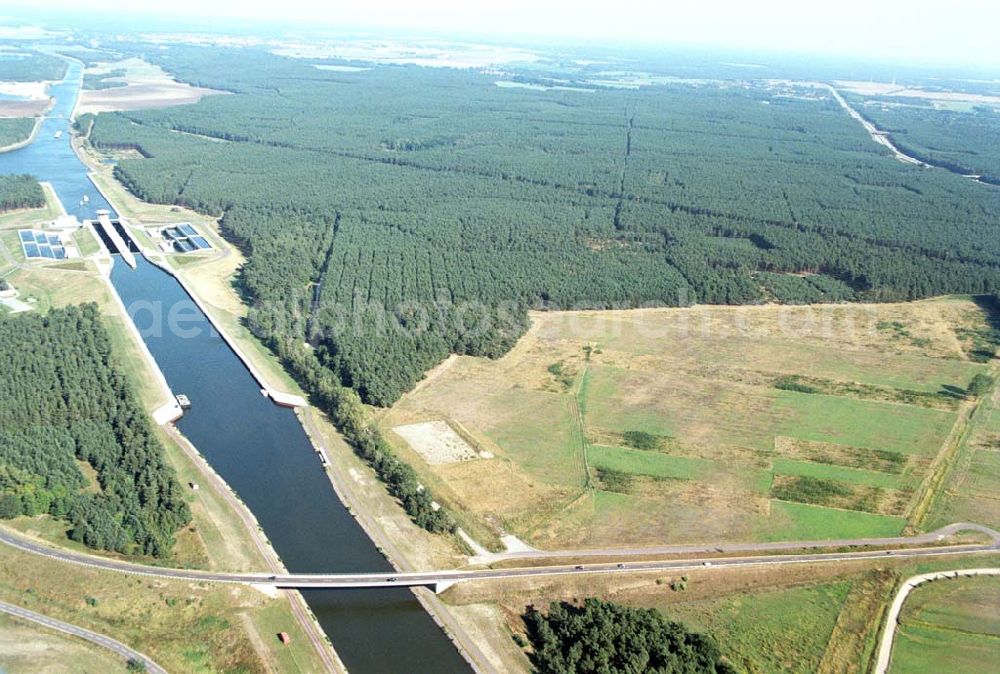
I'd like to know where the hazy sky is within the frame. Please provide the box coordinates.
[8,0,1000,67]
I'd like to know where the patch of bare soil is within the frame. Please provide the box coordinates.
[0,100,48,117]
[393,420,486,464]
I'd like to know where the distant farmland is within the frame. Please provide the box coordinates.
[383,296,998,549]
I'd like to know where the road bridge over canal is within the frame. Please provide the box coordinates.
[1,524,998,594]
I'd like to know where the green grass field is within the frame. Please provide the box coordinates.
[772,458,909,489]
[890,576,1000,674]
[774,392,957,457]
[589,445,715,481]
[74,227,101,257]
[657,581,852,674]
[762,501,906,541]
[925,373,1000,530]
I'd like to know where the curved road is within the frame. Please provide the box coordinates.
[0,600,167,674]
[873,567,1000,674]
[1,523,997,592]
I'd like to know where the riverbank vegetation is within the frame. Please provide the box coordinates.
[0,119,35,150]
[274,337,457,533]
[0,174,44,212]
[0,304,190,556]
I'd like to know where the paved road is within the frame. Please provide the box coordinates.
[874,567,1000,674]
[0,600,167,674]
[1,523,997,592]
[822,84,925,166]
[467,522,999,564]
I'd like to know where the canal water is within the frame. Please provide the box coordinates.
[0,58,469,673]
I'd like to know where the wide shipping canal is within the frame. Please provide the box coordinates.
[0,58,470,673]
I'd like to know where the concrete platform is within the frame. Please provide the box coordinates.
[152,401,184,425]
[96,211,136,268]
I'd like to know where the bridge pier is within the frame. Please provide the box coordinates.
[433,580,457,594]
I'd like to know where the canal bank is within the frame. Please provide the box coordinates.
[0,53,473,673]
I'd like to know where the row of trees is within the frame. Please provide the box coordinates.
[262,328,457,533]
[0,304,190,556]
[0,174,44,212]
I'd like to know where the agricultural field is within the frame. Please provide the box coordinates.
[382,297,997,549]
[889,575,1000,674]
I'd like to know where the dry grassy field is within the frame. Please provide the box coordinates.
[382,297,998,549]
[76,57,226,114]
[0,612,129,674]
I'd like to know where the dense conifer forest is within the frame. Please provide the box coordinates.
[0,118,36,149]
[0,305,190,556]
[853,101,1000,184]
[0,173,44,211]
[0,51,67,81]
[84,45,1000,413]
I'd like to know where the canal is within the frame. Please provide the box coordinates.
[0,57,470,673]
